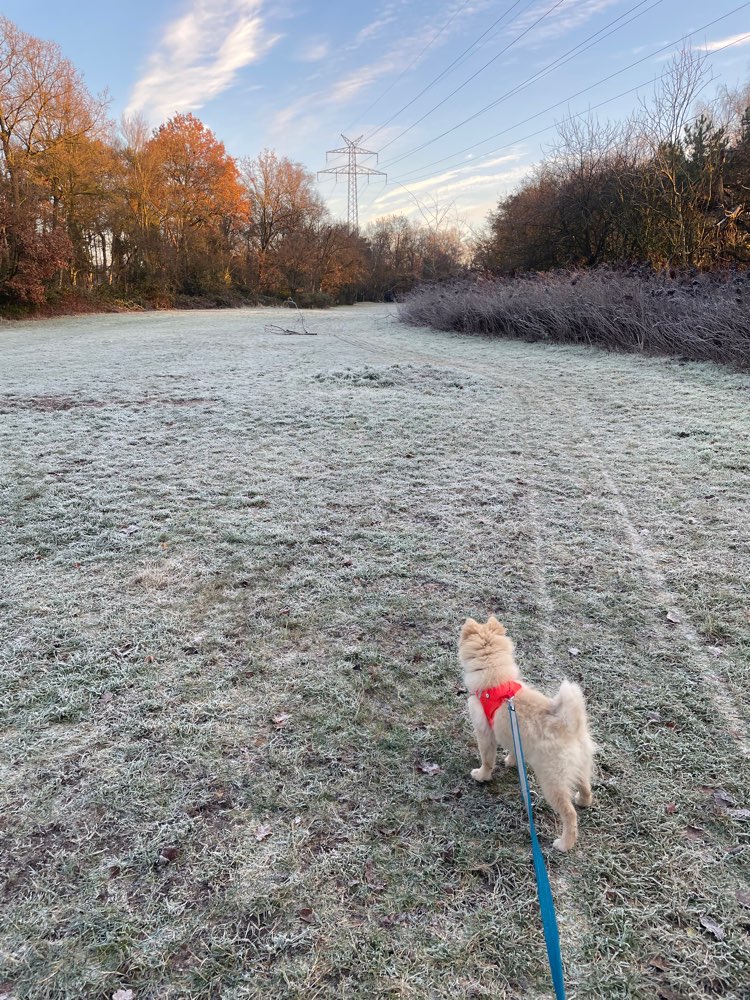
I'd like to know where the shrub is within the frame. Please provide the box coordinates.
[399,268,750,369]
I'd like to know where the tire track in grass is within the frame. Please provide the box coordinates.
[568,398,749,759]
[330,327,748,756]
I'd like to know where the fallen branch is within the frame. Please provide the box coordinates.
[265,297,316,336]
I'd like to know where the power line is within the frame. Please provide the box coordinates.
[371,0,569,154]
[374,29,750,205]
[361,0,533,144]
[344,0,474,134]
[380,1,750,174]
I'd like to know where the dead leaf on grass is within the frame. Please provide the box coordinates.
[418,761,442,775]
[255,823,272,841]
[728,807,750,820]
[647,956,669,972]
[656,988,682,1000]
[699,914,725,940]
[272,712,291,729]
[119,524,140,536]
[665,610,680,624]
[568,647,580,656]
[112,990,135,1000]
[364,859,386,890]
[664,803,677,815]
[682,825,706,842]
[297,907,315,923]
[735,889,750,908]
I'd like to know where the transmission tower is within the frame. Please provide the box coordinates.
[318,135,386,233]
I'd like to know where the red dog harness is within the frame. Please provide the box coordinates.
[476,681,522,725]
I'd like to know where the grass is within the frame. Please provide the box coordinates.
[398,269,750,370]
[0,304,749,999]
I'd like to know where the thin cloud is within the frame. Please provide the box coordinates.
[373,153,524,204]
[699,33,750,54]
[514,0,621,44]
[272,1,476,135]
[296,38,330,62]
[127,0,281,122]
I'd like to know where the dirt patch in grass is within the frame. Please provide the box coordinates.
[0,305,748,999]
[0,394,217,412]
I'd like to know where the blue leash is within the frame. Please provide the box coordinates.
[508,697,567,999]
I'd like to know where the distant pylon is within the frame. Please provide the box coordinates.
[318,135,386,233]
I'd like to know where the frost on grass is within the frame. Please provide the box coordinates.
[312,363,480,391]
[0,304,749,999]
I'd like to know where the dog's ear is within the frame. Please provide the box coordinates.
[461,617,481,638]
[487,616,506,635]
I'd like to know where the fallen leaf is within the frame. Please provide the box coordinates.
[255,823,272,841]
[657,988,682,1000]
[297,907,314,923]
[735,889,750,908]
[418,761,442,775]
[112,991,135,1000]
[699,914,725,941]
[707,646,723,658]
[100,691,114,705]
[682,825,706,842]
[158,846,179,864]
[272,712,291,729]
[665,610,680,624]
[664,803,677,815]
[119,524,140,536]
[145,654,155,664]
[364,859,386,890]
[710,789,737,811]
[647,956,670,971]
[568,647,580,657]
[727,808,750,821]
[160,541,168,550]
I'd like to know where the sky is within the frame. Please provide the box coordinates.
[4,1,750,229]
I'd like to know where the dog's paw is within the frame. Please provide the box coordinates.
[574,790,593,807]
[552,836,574,853]
[471,766,493,782]
[503,754,517,769]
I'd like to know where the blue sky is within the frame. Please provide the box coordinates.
[5,1,750,227]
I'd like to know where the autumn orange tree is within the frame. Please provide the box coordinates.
[0,15,108,302]
[141,113,246,295]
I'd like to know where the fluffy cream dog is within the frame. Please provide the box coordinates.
[460,616,594,851]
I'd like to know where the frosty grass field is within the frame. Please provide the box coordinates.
[1,303,749,1000]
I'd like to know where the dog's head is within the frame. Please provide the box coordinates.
[459,616,516,682]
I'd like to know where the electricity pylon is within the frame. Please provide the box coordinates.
[318,135,386,233]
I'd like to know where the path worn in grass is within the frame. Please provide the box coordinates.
[1,304,748,999]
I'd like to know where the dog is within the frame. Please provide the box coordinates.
[460,616,594,851]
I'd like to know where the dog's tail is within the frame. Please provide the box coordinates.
[551,680,588,735]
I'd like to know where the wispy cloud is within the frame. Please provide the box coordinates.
[126,0,281,122]
[296,37,330,62]
[513,0,621,45]
[372,153,526,208]
[271,2,469,136]
[699,32,750,54]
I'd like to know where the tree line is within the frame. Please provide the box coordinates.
[475,50,750,276]
[0,16,466,312]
